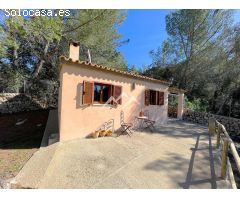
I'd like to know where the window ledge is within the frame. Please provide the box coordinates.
[79,104,119,108]
[93,104,112,106]
[92,104,118,108]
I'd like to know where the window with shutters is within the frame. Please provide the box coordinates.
[82,81,122,105]
[145,89,164,106]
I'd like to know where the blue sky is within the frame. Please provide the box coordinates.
[118,10,171,68]
[118,9,240,69]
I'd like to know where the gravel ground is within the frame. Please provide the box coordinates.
[0,178,10,189]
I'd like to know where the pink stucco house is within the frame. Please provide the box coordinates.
[58,41,184,141]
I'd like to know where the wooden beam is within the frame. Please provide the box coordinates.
[216,125,221,148]
[221,138,229,179]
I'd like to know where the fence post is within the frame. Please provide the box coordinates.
[221,139,229,179]
[216,125,221,148]
[209,117,215,135]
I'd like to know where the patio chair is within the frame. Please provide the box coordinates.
[104,119,114,136]
[118,111,133,137]
[143,110,155,132]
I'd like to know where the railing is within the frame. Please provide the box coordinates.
[209,118,240,186]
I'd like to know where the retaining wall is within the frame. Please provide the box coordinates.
[0,93,57,114]
[183,109,240,136]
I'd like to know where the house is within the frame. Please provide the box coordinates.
[58,41,185,141]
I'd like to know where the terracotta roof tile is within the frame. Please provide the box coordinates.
[59,56,170,86]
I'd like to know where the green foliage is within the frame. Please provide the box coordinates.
[0,9,128,93]
[0,27,6,57]
[148,9,240,118]
[0,64,25,92]
[128,65,140,74]
[25,16,63,44]
[168,95,177,106]
[185,97,208,112]
[64,10,128,69]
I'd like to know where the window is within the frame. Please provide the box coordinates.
[82,80,122,105]
[145,89,164,106]
[93,83,111,104]
[150,90,157,105]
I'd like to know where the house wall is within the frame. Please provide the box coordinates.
[59,62,169,141]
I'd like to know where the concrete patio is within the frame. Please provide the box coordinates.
[12,119,233,189]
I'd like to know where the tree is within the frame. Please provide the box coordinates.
[149,40,179,68]
[24,14,63,79]
[63,10,128,69]
[148,10,240,118]
[0,14,27,92]
[165,10,232,89]
[0,9,128,93]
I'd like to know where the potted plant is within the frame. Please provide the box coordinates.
[139,109,144,117]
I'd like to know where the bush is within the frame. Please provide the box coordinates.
[0,66,25,93]
[185,96,208,112]
[26,79,59,108]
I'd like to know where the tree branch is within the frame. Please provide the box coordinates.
[63,10,107,34]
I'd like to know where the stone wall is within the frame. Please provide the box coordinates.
[183,109,240,136]
[0,93,57,114]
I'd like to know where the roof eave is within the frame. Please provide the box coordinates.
[59,56,170,86]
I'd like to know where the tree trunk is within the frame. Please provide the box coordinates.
[210,90,218,112]
[13,47,18,67]
[32,41,50,79]
[228,97,234,117]
[216,95,229,115]
[178,59,190,89]
[33,59,45,78]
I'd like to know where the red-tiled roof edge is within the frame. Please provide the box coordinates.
[59,56,170,86]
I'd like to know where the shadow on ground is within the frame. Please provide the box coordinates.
[144,120,222,189]
[0,110,49,149]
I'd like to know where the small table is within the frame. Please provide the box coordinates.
[135,116,148,130]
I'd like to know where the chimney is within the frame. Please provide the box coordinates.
[69,40,80,61]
